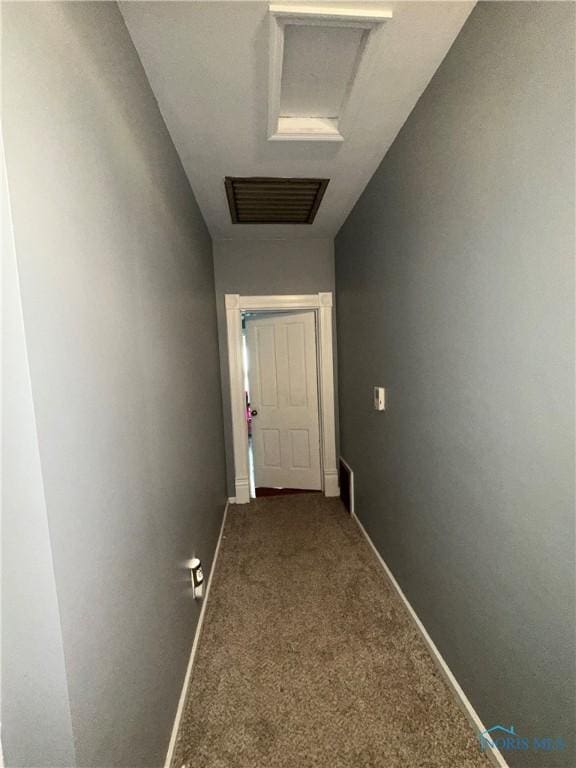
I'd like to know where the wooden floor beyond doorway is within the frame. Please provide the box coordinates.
[254,487,321,498]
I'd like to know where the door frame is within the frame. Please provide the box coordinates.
[225,292,339,503]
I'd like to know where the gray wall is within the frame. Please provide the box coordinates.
[335,3,575,767]
[2,3,226,766]
[2,134,76,768]
[213,238,337,496]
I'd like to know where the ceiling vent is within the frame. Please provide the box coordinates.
[225,177,329,224]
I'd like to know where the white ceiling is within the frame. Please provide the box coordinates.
[120,1,475,240]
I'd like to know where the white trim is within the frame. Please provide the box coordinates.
[339,456,354,515]
[164,501,230,768]
[268,6,285,139]
[270,117,344,142]
[351,511,510,768]
[317,294,338,495]
[225,293,339,503]
[267,4,392,141]
[225,296,251,504]
[269,5,394,24]
[237,294,329,311]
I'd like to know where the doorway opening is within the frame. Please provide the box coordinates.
[225,293,339,504]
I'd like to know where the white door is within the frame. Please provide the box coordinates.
[246,311,321,490]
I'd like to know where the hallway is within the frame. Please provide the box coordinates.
[172,495,488,768]
[3,2,574,767]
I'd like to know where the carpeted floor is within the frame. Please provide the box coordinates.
[172,495,490,768]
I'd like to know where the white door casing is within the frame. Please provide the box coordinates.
[225,293,339,504]
[246,311,321,490]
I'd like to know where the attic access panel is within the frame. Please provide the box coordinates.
[280,25,366,118]
[268,4,393,141]
[225,177,329,224]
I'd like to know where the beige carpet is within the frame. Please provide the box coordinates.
[172,495,490,768]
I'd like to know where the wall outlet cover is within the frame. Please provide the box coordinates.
[373,386,385,411]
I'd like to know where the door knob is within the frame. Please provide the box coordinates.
[250,409,258,417]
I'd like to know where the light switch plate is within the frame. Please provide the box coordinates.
[374,386,386,411]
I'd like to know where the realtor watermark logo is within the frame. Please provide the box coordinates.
[479,724,566,753]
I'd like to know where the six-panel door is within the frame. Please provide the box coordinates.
[246,311,321,490]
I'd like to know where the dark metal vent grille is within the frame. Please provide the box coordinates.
[339,459,353,514]
[225,177,329,224]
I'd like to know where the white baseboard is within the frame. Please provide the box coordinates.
[351,511,510,768]
[164,501,229,768]
[234,477,251,504]
[323,468,340,497]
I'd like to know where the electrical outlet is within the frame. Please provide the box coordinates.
[374,386,386,411]
[190,558,204,599]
